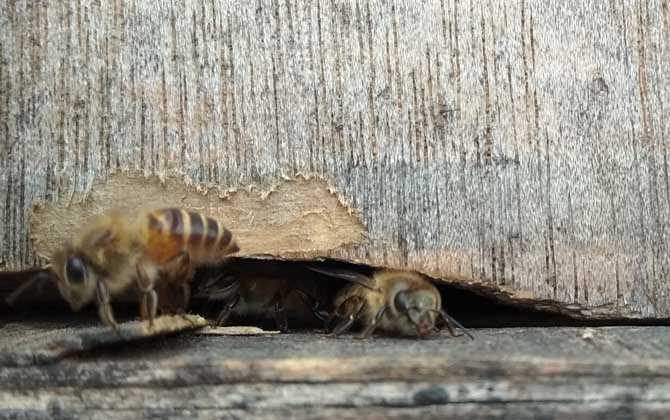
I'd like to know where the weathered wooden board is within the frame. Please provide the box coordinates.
[0,315,207,366]
[0,326,669,419]
[1,1,669,319]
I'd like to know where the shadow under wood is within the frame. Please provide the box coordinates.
[192,258,670,329]
[2,259,670,329]
[440,285,670,328]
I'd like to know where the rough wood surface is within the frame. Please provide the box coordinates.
[0,325,669,419]
[29,175,366,260]
[0,314,207,366]
[1,1,669,319]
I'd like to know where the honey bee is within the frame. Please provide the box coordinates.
[194,259,334,332]
[49,208,239,328]
[308,266,474,339]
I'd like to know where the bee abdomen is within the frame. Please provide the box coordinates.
[147,208,239,262]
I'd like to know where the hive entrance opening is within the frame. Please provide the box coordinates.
[192,258,670,330]
[1,258,668,329]
[193,258,670,330]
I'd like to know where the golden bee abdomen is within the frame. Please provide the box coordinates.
[144,208,239,264]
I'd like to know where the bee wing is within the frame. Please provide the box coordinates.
[305,266,378,290]
[195,274,239,300]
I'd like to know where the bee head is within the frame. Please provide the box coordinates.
[51,225,117,312]
[393,288,440,337]
[50,245,100,311]
[51,223,120,311]
[394,285,474,340]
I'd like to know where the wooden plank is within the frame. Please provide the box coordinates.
[0,326,669,418]
[1,388,669,419]
[3,405,669,420]
[5,326,670,381]
[0,315,207,366]
[2,0,669,320]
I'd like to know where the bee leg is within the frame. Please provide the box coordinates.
[357,305,387,339]
[443,321,462,338]
[140,290,158,327]
[204,277,240,326]
[293,288,330,322]
[164,250,193,310]
[323,311,338,332]
[325,296,359,333]
[136,263,158,328]
[330,299,366,337]
[215,293,240,326]
[272,294,289,333]
[181,283,191,313]
[95,280,118,330]
[171,282,200,327]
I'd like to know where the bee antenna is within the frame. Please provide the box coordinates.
[431,309,474,340]
[5,270,52,306]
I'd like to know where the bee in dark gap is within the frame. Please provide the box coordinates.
[193,259,337,332]
[308,266,474,339]
[48,207,239,328]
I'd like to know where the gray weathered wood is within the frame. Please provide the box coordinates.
[0,326,669,419]
[0,314,207,366]
[1,1,670,318]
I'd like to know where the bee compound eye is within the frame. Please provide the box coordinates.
[394,290,410,312]
[65,257,87,285]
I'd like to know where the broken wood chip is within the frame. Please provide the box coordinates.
[0,314,208,366]
[196,325,280,336]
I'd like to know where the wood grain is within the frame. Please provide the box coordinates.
[29,175,366,260]
[1,1,669,319]
[0,326,669,419]
[0,314,207,366]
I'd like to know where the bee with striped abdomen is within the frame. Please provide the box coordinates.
[50,208,239,328]
[308,266,473,339]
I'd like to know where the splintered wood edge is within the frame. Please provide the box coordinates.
[62,314,208,349]
[196,326,280,336]
[28,175,367,263]
[4,314,208,366]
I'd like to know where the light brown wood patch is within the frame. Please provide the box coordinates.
[29,173,367,263]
